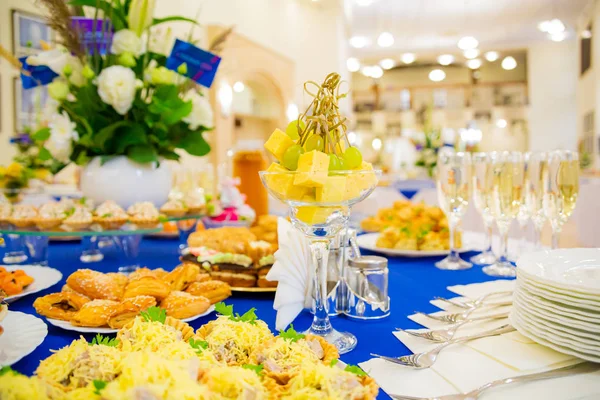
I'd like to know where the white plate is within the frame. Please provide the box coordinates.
[517,248,600,294]
[0,311,47,366]
[2,265,63,303]
[46,305,215,333]
[518,270,600,303]
[510,311,600,363]
[516,276,600,312]
[356,232,474,257]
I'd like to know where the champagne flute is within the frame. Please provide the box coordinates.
[484,151,524,277]
[524,152,547,250]
[470,153,496,265]
[516,153,532,256]
[435,149,472,270]
[543,151,580,249]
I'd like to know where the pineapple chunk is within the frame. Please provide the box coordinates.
[294,150,329,187]
[296,206,339,224]
[264,162,309,200]
[264,129,295,161]
[316,176,347,202]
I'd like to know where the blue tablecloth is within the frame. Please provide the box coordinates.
[4,237,506,399]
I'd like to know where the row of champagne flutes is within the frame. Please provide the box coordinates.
[436,149,580,277]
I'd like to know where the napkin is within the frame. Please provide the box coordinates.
[266,218,313,331]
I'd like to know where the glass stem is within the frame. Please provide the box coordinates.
[498,227,509,264]
[448,217,459,260]
[533,225,542,250]
[309,238,332,335]
[484,222,493,252]
[551,231,560,250]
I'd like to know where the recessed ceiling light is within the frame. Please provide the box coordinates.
[463,49,479,59]
[401,53,416,64]
[582,29,592,39]
[501,56,517,70]
[377,32,394,47]
[538,18,565,34]
[429,69,446,82]
[466,59,482,69]
[370,65,384,78]
[379,58,395,70]
[496,119,508,128]
[371,137,382,150]
[458,36,478,50]
[484,51,499,62]
[347,57,361,72]
[233,81,245,93]
[349,36,369,48]
[437,54,454,66]
[550,31,567,42]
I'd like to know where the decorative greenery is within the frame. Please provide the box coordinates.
[188,338,209,354]
[344,364,367,377]
[89,333,119,347]
[92,379,107,395]
[214,302,258,325]
[413,104,444,178]
[140,306,167,324]
[279,324,305,343]
[0,366,17,376]
[242,364,264,376]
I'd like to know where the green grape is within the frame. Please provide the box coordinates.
[282,145,304,170]
[328,154,342,171]
[304,135,324,152]
[343,147,363,169]
[285,120,305,141]
[338,156,349,170]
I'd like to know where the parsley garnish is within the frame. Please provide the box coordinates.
[158,215,168,223]
[140,306,167,324]
[89,334,119,347]
[0,366,17,376]
[79,197,88,205]
[64,207,75,217]
[214,302,258,325]
[189,338,209,354]
[242,364,264,376]
[344,364,367,377]
[279,324,305,342]
[93,379,107,395]
[100,213,113,218]
[329,359,339,367]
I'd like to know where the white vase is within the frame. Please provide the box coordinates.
[80,156,172,209]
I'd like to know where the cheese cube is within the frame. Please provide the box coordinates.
[264,162,309,200]
[294,150,329,187]
[351,161,378,191]
[344,181,363,201]
[264,129,295,161]
[316,176,347,203]
[296,206,339,224]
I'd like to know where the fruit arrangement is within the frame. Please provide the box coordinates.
[263,73,377,224]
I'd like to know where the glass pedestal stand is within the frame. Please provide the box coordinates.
[169,215,203,255]
[80,236,105,263]
[114,234,143,274]
[3,233,28,264]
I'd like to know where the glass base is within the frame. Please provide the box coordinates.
[435,255,473,270]
[80,251,104,263]
[304,327,357,354]
[3,252,28,264]
[470,251,496,265]
[118,264,140,275]
[483,262,516,277]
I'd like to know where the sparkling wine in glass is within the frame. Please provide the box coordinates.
[524,152,547,250]
[470,153,496,265]
[435,150,472,270]
[484,151,524,277]
[543,151,580,249]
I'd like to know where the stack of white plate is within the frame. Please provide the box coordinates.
[511,248,600,363]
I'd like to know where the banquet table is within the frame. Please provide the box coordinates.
[4,237,508,400]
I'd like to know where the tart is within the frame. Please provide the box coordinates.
[63,206,93,231]
[127,201,160,228]
[0,203,12,224]
[160,199,188,217]
[183,191,206,215]
[93,200,129,230]
[35,203,65,231]
[8,204,38,228]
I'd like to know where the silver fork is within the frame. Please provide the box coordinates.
[372,324,514,369]
[397,313,510,342]
[416,309,509,324]
[433,290,513,310]
[389,362,599,400]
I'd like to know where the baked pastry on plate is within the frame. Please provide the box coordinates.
[70,299,119,327]
[93,200,129,230]
[0,203,12,223]
[33,292,90,321]
[160,199,188,217]
[122,275,171,301]
[66,269,126,301]
[35,203,65,231]
[8,204,38,228]
[160,291,211,319]
[63,206,93,231]
[185,280,231,304]
[127,201,160,228]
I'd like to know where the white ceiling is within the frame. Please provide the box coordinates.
[345,0,589,59]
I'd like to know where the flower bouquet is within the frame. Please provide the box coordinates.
[412,105,443,178]
[0,163,34,203]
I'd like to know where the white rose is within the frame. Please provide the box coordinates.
[96,66,137,115]
[27,48,85,87]
[111,29,144,56]
[182,89,214,130]
[47,111,79,162]
[143,27,174,56]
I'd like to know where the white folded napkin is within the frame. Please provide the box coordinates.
[266,218,313,331]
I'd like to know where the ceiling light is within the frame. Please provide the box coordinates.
[550,31,567,42]
[458,36,478,50]
[348,131,357,144]
[370,65,384,79]
[217,82,233,116]
[233,81,245,93]
[372,138,382,151]
[355,0,374,6]
[401,53,416,64]
[347,57,361,72]
[379,58,395,70]
[496,119,508,128]
[349,36,369,48]
[501,56,517,70]
[582,29,592,39]
[361,66,373,77]
[538,18,565,34]
[377,32,394,47]
[428,69,446,82]
[437,54,454,66]
[466,59,482,69]
[484,51,499,62]
[463,49,479,59]
[286,103,299,122]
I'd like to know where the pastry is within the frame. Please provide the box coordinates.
[70,299,119,327]
[8,204,38,228]
[128,267,168,281]
[160,291,210,319]
[210,270,257,288]
[183,191,206,215]
[0,266,35,296]
[163,263,200,291]
[93,200,128,230]
[188,227,257,252]
[123,275,171,300]
[127,201,160,228]
[63,206,93,231]
[0,203,11,223]
[160,199,188,217]
[33,292,90,321]
[257,266,277,288]
[193,271,212,283]
[185,280,231,304]
[66,269,126,301]
[35,203,65,231]
[107,295,157,329]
